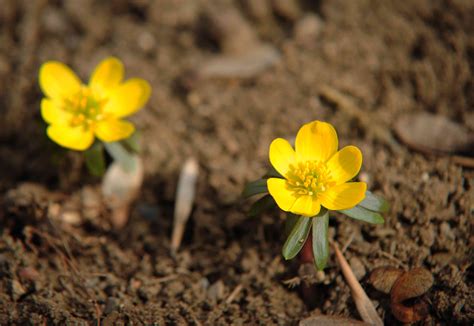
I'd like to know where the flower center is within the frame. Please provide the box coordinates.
[286,161,335,197]
[62,86,108,129]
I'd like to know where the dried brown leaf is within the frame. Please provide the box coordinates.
[368,266,404,294]
[390,267,434,323]
[299,315,370,326]
[197,44,281,79]
[394,113,474,155]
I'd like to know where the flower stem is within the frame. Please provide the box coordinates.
[299,234,317,307]
[300,235,313,264]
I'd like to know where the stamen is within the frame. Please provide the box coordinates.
[80,97,87,108]
[286,160,335,198]
[61,86,107,129]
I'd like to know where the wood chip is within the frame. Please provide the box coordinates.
[333,243,383,326]
[225,284,243,304]
[197,44,280,79]
[171,158,199,254]
[394,112,474,155]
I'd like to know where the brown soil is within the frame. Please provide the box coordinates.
[0,0,473,324]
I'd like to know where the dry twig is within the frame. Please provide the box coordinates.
[171,158,199,254]
[226,284,243,304]
[333,243,383,326]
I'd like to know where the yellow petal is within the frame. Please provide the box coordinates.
[269,138,296,177]
[103,78,151,118]
[41,99,72,125]
[95,119,135,142]
[39,61,82,99]
[267,178,297,211]
[319,182,367,211]
[89,57,124,95]
[290,195,321,217]
[295,121,338,162]
[47,124,94,151]
[326,146,362,185]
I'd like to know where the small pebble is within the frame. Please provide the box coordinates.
[199,277,210,290]
[272,0,301,21]
[207,280,225,301]
[242,0,272,21]
[137,31,156,54]
[440,222,455,241]
[42,7,69,35]
[104,297,120,315]
[429,252,452,267]
[0,54,11,75]
[166,280,185,295]
[61,210,82,225]
[11,280,26,301]
[293,14,323,45]
[186,92,202,108]
[18,267,40,282]
[421,172,430,182]
[419,225,435,247]
[81,186,101,220]
[205,7,258,54]
[349,257,366,280]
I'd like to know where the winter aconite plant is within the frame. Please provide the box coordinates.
[39,57,151,175]
[244,120,389,270]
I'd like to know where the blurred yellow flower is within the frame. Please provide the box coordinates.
[267,121,366,217]
[39,57,151,151]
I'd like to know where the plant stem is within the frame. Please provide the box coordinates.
[300,235,313,264]
[299,234,317,307]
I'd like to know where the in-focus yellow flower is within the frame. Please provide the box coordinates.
[267,121,367,217]
[39,57,151,151]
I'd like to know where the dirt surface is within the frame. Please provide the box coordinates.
[0,0,473,324]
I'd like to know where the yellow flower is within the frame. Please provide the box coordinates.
[267,121,367,217]
[39,57,151,151]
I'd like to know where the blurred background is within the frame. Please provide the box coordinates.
[0,0,472,324]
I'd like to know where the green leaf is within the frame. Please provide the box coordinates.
[242,179,268,198]
[284,212,299,236]
[121,131,141,153]
[248,195,275,217]
[359,191,389,213]
[340,205,385,224]
[312,209,329,270]
[282,216,312,260]
[84,142,106,176]
[104,141,137,172]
